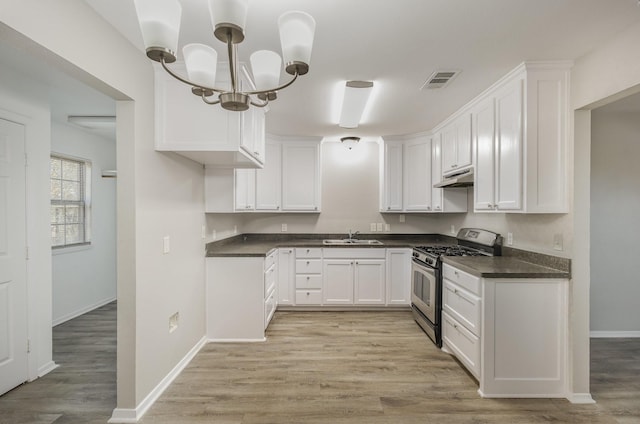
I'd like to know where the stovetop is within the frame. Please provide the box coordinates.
[414,245,489,258]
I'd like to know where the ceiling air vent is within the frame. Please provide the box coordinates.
[421,70,460,90]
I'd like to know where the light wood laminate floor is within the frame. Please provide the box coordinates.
[0,305,638,423]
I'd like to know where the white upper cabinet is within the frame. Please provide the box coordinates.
[154,63,265,168]
[281,140,321,212]
[441,113,472,176]
[235,169,256,211]
[255,141,281,211]
[404,136,432,211]
[471,62,570,213]
[380,140,404,212]
[380,137,466,213]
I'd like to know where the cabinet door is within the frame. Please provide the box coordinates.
[323,260,354,305]
[441,125,457,175]
[474,97,496,211]
[430,135,443,212]
[354,259,386,305]
[256,142,281,211]
[234,169,255,211]
[277,248,295,305]
[495,79,523,211]
[404,137,432,211]
[382,142,403,211]
[386,249,411,305]
[282,142,320,211]
[456,113,472,169]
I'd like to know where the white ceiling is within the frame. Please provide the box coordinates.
[3,1,640,142]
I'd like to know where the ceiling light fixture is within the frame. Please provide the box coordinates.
[134,0,315,112]
[339,81,374,129]
[340,136,360,150]
[67,115,116,129]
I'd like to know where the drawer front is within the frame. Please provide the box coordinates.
[296,259,322,274]
[296,248,322,259]
[264,291,276,329]
[295,289,322,305]
[442,311,480,379]
[323,248,386,259]
[296,274,323,289]
[443,264,481,295]
[265,265,277,298]
[265,249,278,271]
[443,280,481,336]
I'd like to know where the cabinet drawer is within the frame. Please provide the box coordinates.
[296,259,322,274]
[296,274,322,289]
[295,289,322,305]
[442,311,480,379]
[264,291,276,329]
[265,249,278,271]
[443,264,480,295]
[323,248,386,259]
[443,280,481,336]
[265,265,276,298]
[296,248,322,259]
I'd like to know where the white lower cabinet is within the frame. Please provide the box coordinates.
[442,263,568,398]
[385,248,412,305]
[323,260,354,305]
[322,248,386,306]
[277,248,295,305]
[206,250,278,341]
[294,248,323,305]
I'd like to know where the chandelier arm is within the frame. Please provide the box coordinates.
[250,98,269,108]
[201,94,221,105]
[160,57,225,94]
[245,71,300,96]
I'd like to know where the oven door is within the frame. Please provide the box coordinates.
[411,258,437,324]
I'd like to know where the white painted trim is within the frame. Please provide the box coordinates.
[569,393,596,404]
[478,389,567,399]
[208,337,266,343]
[36,361,59,379]
[590,331,640,338]
[52,296,117,327]
[108,336,207,423]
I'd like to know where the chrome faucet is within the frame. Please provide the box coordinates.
[347,229,360,241]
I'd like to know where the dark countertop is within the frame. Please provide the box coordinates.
[206,233,454,257]
[442,256,570,279]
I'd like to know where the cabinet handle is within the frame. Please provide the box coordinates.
[306,261,310,265]
[306,292,310,296]
[426,207,431,211]
[388,207,391,210]
[277,206,280,210]
[454,323,458,329]
[314,206,318,211]
[454,288,459,294]
[454,271,459,277]
[355,261,359,265]
[435,206,441,211]
[307,276,310,280]
[306,249,310,253]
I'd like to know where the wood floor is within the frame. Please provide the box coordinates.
[0,304,638,423]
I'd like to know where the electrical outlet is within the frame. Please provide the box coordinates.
[370,223,377,232]
[163,236,170,254]
[376,223,383,232]
[212,229,217,240]
[507,232,514,246]
[450,225,455,235]
[169,312,179,333]
[385,223,391,232]
[281,223,288,232]
[399,214,405,223]
[553,233,563,251]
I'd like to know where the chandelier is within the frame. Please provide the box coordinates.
[134,0,316,111]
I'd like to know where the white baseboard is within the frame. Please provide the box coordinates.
[569,393,596,404]
[108,336,207,423]
[53,296,117,327]
[208,337,266,343]
[590,331,640,338]
[36,361,59,378]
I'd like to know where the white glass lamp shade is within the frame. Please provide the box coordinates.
[278,11,316,72]
[183,44,218,88]
[208,0,249,34]
[134,0,182,56]
[250,50,282,91]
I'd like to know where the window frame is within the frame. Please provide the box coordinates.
[50,153,92,249]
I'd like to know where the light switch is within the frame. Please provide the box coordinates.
[376,223,383,232]
[282,223,288,232]
[163,236,170,254]
[507,232,513,246]
[399,214,405,223]
[385,224,391,232]
[370,223,377,232]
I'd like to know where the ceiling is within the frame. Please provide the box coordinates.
[84,0,640,138]
[3,1,640,141]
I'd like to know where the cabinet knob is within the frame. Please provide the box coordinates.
[454,271,459,276]
[314,206,318,210]
[435,206,441,211]
[307,276,310,280]
[454,323,458,329]
[306,292,310,296]
[254,151,259,156]
[277,206,280,210]
[306,261,310,265]
[426,207,431,211]
[387,207,391,210]
[454,288,459,294]
[355,261,359,265]
[306,249,310,253]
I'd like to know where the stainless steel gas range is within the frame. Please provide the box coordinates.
[411,228,502,347]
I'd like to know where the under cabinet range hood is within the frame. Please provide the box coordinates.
[434,167,474,188]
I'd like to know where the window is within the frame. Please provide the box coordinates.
[50,155,92,248]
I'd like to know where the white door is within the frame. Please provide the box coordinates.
[281,142,320,211]
[323,260,353,305]
[430,134,443,212]
[354,260,386,305]
[234,169,255,211]
[383,142,403,212]
[495,78,523,211]
[0,118,28,396]
[255,142,281,211]
[474,97,496,211]
[404,137,432,211]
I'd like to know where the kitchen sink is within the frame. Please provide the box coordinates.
[322,239,384,245]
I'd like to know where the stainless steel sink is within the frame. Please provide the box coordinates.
[322,239,383,245]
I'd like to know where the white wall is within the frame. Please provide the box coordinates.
[590,106,640,333]
[1,1,206,415]
[51,122,116,325]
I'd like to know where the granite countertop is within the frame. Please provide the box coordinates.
[205,233,453,257]
[441,256,570,279]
